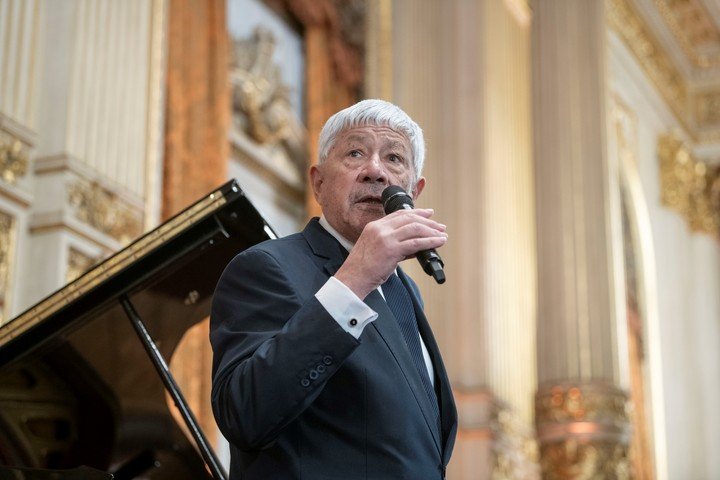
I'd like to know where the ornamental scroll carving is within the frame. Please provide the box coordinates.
[68,181,142,244]
[0,132,29,185]
[658,134,720,235]
[535,383,631,480]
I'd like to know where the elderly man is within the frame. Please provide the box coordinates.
[210,99,457,479]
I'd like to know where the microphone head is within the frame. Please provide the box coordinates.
[382,185,414,214]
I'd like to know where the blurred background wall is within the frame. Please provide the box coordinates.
[2,0,720,478]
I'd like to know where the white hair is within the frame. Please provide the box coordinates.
[317,99,426,177]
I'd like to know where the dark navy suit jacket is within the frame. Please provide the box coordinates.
[210,218,457,479]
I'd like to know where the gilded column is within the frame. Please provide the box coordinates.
[532,1,631,477]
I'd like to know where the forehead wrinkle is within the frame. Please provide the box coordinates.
[384,140,410,153]
[343,134,371,146]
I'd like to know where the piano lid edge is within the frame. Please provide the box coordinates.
[0,182,243,351]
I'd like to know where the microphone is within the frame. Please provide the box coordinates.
[381,185,446,284]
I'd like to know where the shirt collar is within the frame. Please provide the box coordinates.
[318,215,354,252]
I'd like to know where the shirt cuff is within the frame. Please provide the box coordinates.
[315,276,378,339]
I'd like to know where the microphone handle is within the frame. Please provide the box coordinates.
[400,204,446,284]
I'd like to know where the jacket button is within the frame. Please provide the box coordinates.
[309,369,319,380]
[300,378,310,387]
[322,355,333,365]
[349,318,358,326]
[316,364,326,374]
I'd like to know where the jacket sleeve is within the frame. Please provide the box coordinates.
[209,248,360,451]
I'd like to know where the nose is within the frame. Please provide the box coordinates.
[358,153,388,185]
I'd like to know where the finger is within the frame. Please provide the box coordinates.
[386,208,434,219]
[397,235,448,257]
[383,210,446,231]
[393,222,448,242]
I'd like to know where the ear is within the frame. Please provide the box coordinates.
[411,176,426,200]
[310,165,323,203]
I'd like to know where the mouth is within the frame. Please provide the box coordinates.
[355,195,383,207]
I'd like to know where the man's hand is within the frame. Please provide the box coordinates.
[335,209,447,299]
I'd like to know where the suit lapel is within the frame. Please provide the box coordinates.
[397,268,458,462]
[365,289,443,455]
[301,218,348,277]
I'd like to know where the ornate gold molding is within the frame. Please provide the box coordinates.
[0,211,16,325]
[607,0,688,119]
[653,0,720,69]
[0,131,29,185]
[658,134,720,235]
[536,382,631,479]
[68,181,143,244]
[66,248,98,283]
[607,0,720,144]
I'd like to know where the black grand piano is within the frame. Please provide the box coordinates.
[0,181,276,479]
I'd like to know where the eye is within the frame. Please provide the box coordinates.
[388,154,403,163]
[349,150,362,158]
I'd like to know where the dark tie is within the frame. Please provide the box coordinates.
[381,273,441,433]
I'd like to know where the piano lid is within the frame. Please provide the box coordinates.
[0,180,277,479]
[0,180,276,366]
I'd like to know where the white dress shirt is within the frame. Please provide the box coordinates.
[314,216,435,386]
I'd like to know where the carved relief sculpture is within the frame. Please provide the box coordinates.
[68,181,143,244]
[231,27,307,171]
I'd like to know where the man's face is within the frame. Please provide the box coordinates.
[310,125,425,243]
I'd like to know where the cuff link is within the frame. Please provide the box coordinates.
[349,318,358,327]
